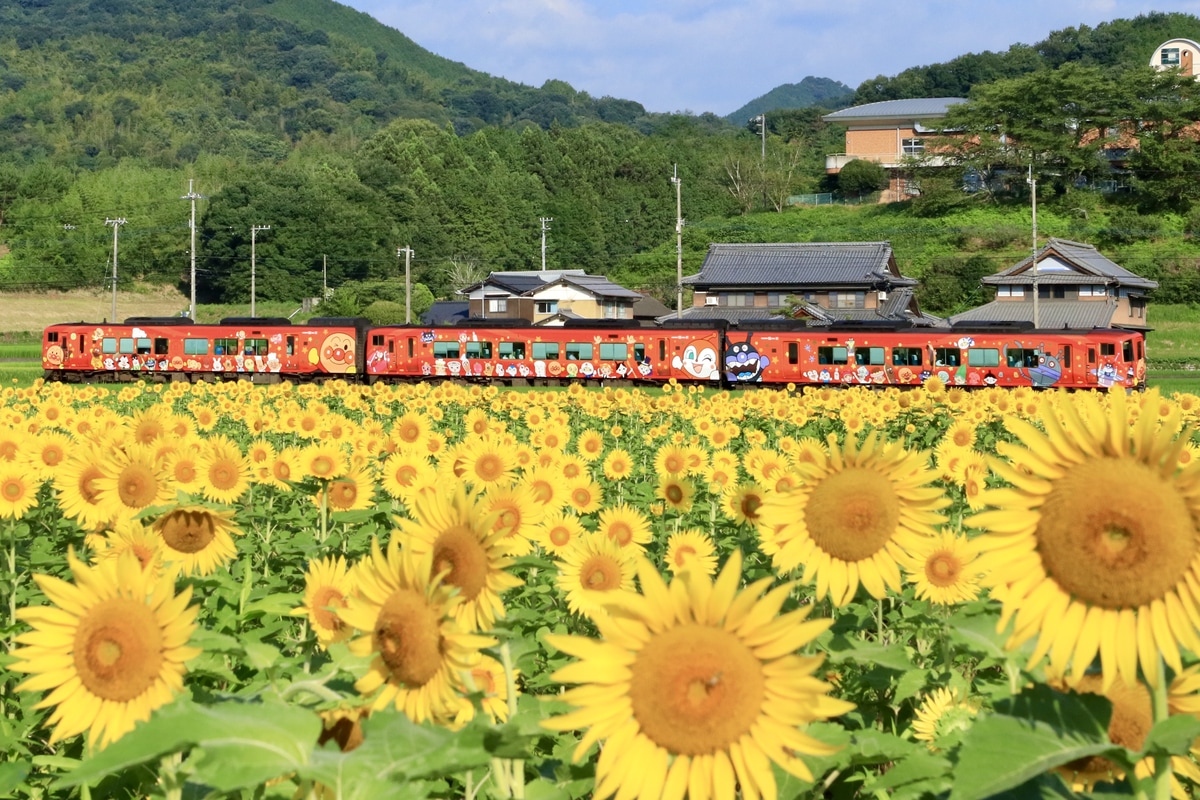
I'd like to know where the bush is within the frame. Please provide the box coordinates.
[362,300,408,325]
[837,159,888,199]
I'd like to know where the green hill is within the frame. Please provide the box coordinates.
[724,77,854,123]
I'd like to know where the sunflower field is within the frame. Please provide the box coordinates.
[3,377,1200,799]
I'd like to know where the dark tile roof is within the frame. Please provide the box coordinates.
[823,98,967,121]
[986,238,1158,291]
[632,294,673,318]
[948,299,1133,330]
[654,307,784,324]
[683,242,917,289]
[420,301,470,325]
[540,274,644,299]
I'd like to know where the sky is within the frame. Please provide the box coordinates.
[337,0,1200,116]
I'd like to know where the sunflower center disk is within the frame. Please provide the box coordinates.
[432,526,488,601]
[581,555,621,590]
[158,510,217,554]
[549,527,572,547]
[805,468,900,562]
[311,586,347,632]
[374,589,443,687]
[926,553,961,587]
[73,598,164,702]
[1037,458,1197,609]
[119,465,158,508]
[3,478,25,501]
[629,624,766,756]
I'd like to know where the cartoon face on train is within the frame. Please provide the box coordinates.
[317,332,356,373]
[672,339,719,380]
[724,335,769,383]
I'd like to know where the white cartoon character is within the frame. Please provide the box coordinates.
[447,360,462,376]
[117,355,131,370]
[212,356,224,371]
[534,361,547,378]
[421,362,433,375]
[671,339,719,380]
[579,362,596,378]
[517,363,532,377]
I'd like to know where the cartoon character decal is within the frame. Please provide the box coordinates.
[44,344,64,368]
[319,332,356,373]
[724,335,769,383]
[1005,341,1063,388]
[672,339,720,380]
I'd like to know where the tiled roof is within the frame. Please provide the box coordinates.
[420,301,470,325]
[551,275,644,299]
[948,299,1131,330]
[683,242,917,288]
[632,294,673,318]
[654,307,784,324]
[990,238,1159,291]
[823,98,967,121]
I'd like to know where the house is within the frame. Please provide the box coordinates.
[948,238,1157,330]
[420,301,470,326]
[458,270,644,324]
[668,242,936,325]
[823,98,967,202]
[1153,38,1200,75]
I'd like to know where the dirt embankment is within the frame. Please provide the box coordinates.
[0,286,188,335]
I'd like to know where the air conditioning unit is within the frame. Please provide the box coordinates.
[877,291,888,302]
[704,296,719,306]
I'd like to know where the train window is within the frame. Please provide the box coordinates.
[119,338,135,354]
[1006,349,1040,368]
[371,334,384,346]
[599,343,627,360]
[565,342,593,360]
[102,338,117,354]
[816,346,848,365]
[659,340,666,361]
[892,347,921,366]
[499,342,526,360]
[184,338,208,356]
[1137,340,1144,359]
[1123,339,1134,361]
[287,336,295,356]
[1088,347,1096,363]
[388,339,395,353]
[968,348,1000,367]
[1101,343,1116,357]
[1062,345,1071,367]
[213,338,239,356]
[634,344,645,362]
[533,342,559,360]
[933,348,960,367]
[465,341,493,358]
[244,338,268,355]
[135,338,151,355]
[154,338,169,355]
[433,342,460,358]
[47,331,59,342]
[858,347,885,366]
[788,342,798,365]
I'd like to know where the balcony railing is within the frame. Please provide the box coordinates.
[825,153,953,171]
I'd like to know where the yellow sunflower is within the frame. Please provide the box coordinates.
[532,509,587,556]
[339,538,494,725]
[10,549,200,749]
[398,485,522,632]
[972,389,1200,688]
[317,468,375,513]
[664,529,718,576]
[390,411,432,451]
[565,477,604,514]
[575,429,606,462]
[380,451,437,502]
[0,462,39,518]
[151,505,243,576]
[596,503,652,550]
[653,444,689,476]
[522,466,570,513]
[92,442,176,523]
[721,482,768,527]
[456,436,517,490]
[899,531,983,606]
[602,448,635,482]
[655,475,695,514]
[300,442,346,481]
[94,520,167,577]
[910,687,979,751]
[294,555,356,648]
[55,443,113,530]
[459,654,513,724]
[543,552,853,800]
[554,531,637,616]
[22,430,72,481]
[482,483,544,557]
[197,435,252,505]
[757,432,949,607]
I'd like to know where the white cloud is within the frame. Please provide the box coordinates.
[343,0,1195,114]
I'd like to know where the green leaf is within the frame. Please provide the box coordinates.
[865,749,952,795]
[243,592,304,618]
[242,639,282,670]
[951,686,1121,800]
[825,635,913,672]
[0,761,30,796]
[946,607,1007,660]
[893,668,928,704]
[1139,713,1200,758]
[55,697,320,792]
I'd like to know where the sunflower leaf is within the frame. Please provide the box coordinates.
[950,686,1122,800]
[1138,713,1200,758]
[0,761,30,796]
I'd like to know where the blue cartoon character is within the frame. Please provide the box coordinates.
[724,335,769,383]
[1006,342,1064,388]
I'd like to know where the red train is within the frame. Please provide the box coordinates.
[42,316,1147,391]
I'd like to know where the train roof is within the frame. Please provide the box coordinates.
[122,316,196,326]
[307,317,372,329]
[218,317,293,326]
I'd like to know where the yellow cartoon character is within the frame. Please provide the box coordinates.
[318,332,356,374]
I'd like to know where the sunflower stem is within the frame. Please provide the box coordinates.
[319,479,328,544]
[1152,658,1171,800]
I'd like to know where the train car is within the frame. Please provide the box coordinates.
[363,319,726,385]
[42,317,369,383]
[719,321,1147,391]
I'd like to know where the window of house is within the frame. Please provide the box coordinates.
[722,293,753,307]
[830,291,865,309]
[1131,298,1146,318]
[602,301,627,319]
[766,292,789,307]
[1038,285,1067,299]
[486,298,507,313]
[902,138,924,155]
[969,348,1000,367]
[1079,285,1106,297]
[498,342,525,360]
[532,342,558,360]
[997,285,1025,298]
[892,347,922,366]
[536,301,557,315]
[1163,47,1181,65]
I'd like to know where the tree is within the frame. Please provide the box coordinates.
[837,159,888,199]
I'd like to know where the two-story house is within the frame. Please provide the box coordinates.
[670,242,937,325]
[459,270,645,324]
[822,98,967,202]
[949,238,1157,330]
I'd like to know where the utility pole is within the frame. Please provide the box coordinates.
[105,217,126,324]
[250,224,270,317]
[181,181,204,320]
[754,114,766,162]
[539,217,552,272]
[322,254,327,301]
[671,165,683,319]
[1028,165,1039,329]
[397,246,414,323]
